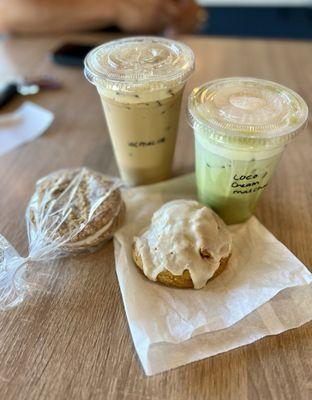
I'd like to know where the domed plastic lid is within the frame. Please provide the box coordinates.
[188,77,308,144]
[84,36,195,92]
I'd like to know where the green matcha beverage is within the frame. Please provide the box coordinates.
[84,37,194,186]
[188,77,308,224]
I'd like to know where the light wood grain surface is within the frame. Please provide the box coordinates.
[0,34,311,400]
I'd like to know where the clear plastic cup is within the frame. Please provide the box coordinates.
[84,36,195,186]
[188,77,308,224]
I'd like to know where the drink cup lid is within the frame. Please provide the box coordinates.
[188,77,308,145]
[84,36,195,92]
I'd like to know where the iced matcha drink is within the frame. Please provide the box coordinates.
[188,78,308,224]
[84,37,194,186]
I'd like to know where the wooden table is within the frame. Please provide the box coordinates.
[0,34,311,400]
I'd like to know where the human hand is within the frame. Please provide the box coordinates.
[113,0,206,34]
[170,0,208,34]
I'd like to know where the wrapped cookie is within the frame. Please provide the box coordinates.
[0,167,125,309]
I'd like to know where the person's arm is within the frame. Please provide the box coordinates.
[0,0,201,35]
[0,0,116,34]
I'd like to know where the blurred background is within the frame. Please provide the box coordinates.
[0,0,311,39]
[198,0,312,39]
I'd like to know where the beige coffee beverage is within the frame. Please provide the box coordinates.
[84,37,194,186]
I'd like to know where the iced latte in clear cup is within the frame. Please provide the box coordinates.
[188,77,308,224]
[84,37,194,186]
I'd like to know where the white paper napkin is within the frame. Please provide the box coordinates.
[0,101,54,156]
[114,174,312,376]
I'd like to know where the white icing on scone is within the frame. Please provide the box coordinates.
[134,200,232,289]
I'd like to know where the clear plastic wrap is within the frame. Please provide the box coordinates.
[0,167,124,310]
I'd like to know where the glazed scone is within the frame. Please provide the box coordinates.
[132,200,232,289]
[27,168,125,253]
